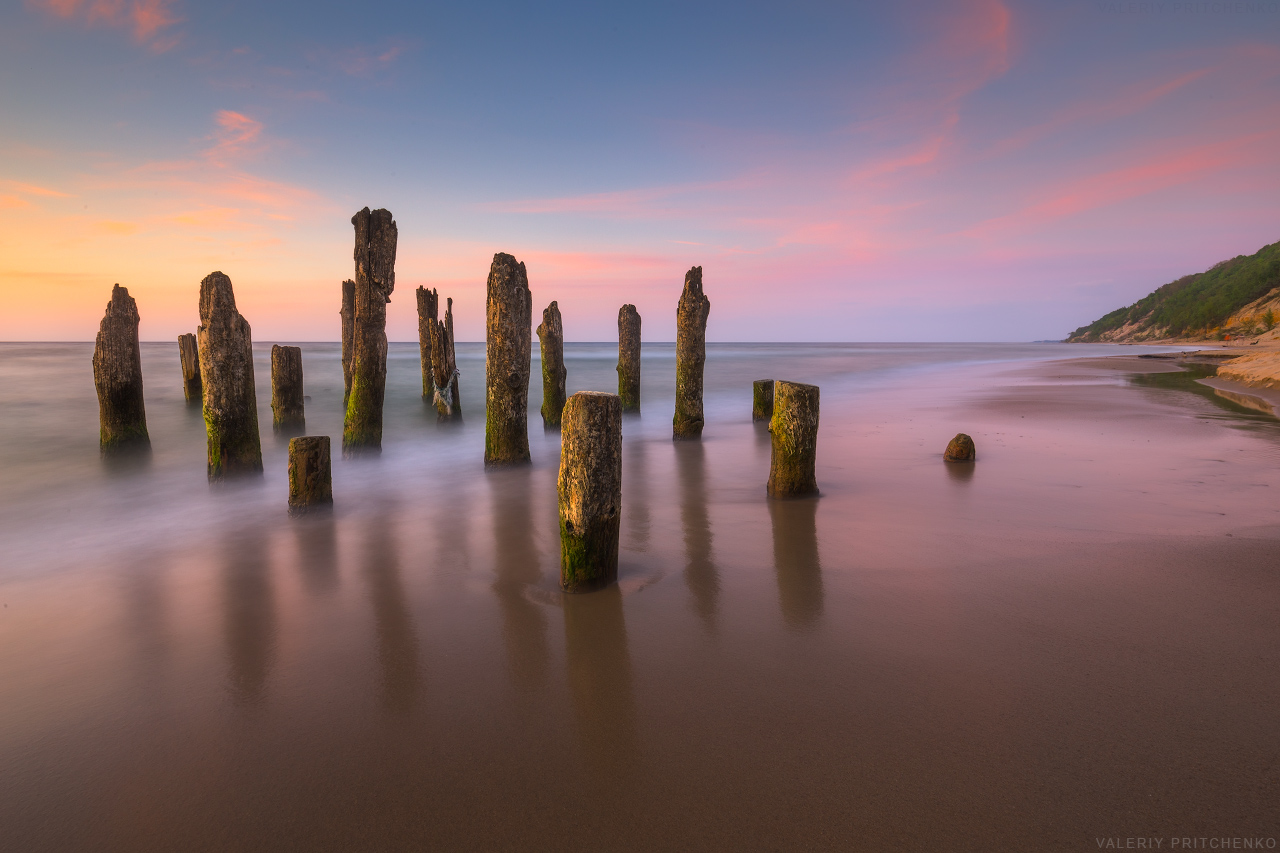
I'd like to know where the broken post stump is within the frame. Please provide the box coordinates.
[343,207,397,453]
[178,333,202,404]
[340,279,355,408]
[673,266,710,440]
[197,271,263,478]
[416,285,438,401]
[537,300,567,429]
[93,283,150,453]
[767,381,819,499]
[288,435,332,515]
[270,345,305,433]
[752,379,774,422]
[484,252,532,466]
[430,296,462,421]
[617,304,641,413]
[559,392,623,592]
[944,433,976,462]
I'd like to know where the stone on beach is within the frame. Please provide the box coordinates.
[343,207,397,453]
[674,266,710,440]
[558,392,623,593]
[944,433,976,462]
[178,333,202,404]
[197,271,262,478]
[92,284,150,453]
[430,296,462,421]
[270,345,305,433]
[767,380,819,499]
[416,285,438,400]
[485,252,532,466]
[288,435,333,515]
[753,379,774,422]
[617,304,641,413]
[537,301,567,429]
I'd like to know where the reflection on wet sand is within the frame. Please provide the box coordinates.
[488,467,549,693]
[124,557,169,691]
[623,436,650,553]
[946,462,975,484]
[768,498,823,630]
[563,585,638,779]
[222,528,276,706]
[676,441,718,626]
[362,515,419,715]
[294,513,339,594]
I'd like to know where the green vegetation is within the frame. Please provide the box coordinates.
[1067,240,1280,342]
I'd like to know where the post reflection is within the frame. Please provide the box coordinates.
[676,440,718,627]
[362,515,420,715]
[124,555,169,692]
[294,513,339,595]
[768,498,824,630]
[623,436,650,553]
[222,528,276,706]
[563,585,638,779]
[488,466,550,693]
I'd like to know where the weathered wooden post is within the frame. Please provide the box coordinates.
[340,279,355,408]
[178,333,202,404]
[343,207,397,453]
[559,392,623,592]
[430,296,462,421]
[288,435,332,515]
[767,380,819,498]
[944,433,976,462]
[673,266,710,440]
[617,304,641,413]
[270,344,305,433]
[92,284,150,453]
[752,379,774,422]
[537,301,567,429]
[416,285,438,401]
[484,252,532,466]
[197,271,262,478]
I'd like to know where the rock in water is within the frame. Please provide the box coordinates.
[767,381,819,498]
[673,266,710,440]
[416,285,438,400]
[752,379,774,422]
[197,271,262,478]
[288,436,332,515]
[270,345,305,433]
[537,301,567,429]
[484,252,532,466]
[92,284,150,453]
[558,392,622,592]
[343,207,397,453]
[340,279,355,408]
[178,333,202,404]
[430,296,462,421]
[617,304,641,413]
[944,433,976,462]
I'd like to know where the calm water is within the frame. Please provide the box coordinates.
[1,341,1277,850]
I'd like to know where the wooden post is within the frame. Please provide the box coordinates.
[559,392,623,592]
[92,284,150,453]
[270,345,305,433]
[484,252,532,466]
[752,379,774,422]
[767,381,819,498]
[343,207,397,453]
[429,296,462,421]
[178,333,202,404]
[288,436,332,515]
[197,271,262,478]
[673,266,710,440]
[340,279,354,408]
[416,285,438,400]
[537,300,567,429]
[617,304,641,413]
[944,433,976,462]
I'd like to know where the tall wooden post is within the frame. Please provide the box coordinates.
[559,392,623,592]
[340,279,355,408]
[92,284,150,453]
[343,207,397,453]
[430,296,462,421]
[617,304,641,413]
[197,271,262,478]
[270,345,305,433]
[288,436,332,515]
[752,379,774,422]
[178,333,202,404]
[767,381,819,498]
[416,286,438,401]
[537,301,567,429]
[673,266,710,440]
[484,252,532,466]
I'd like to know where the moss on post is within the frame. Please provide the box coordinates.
[559,392,623,592]
[270,344,305,434]
[673,266,710,440]
[752,379,774,422]
[617,304,641,413]
[93,284,150,453]
[288,435,332,515]
[767,380,819,499]
[178,333,202,404]
[197,271,262,479]
[343,207,397,454]
[537,301,567,429]
[484,252,532,466]
[416,285,438,400]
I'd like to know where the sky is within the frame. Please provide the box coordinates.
[2,0,1279,342]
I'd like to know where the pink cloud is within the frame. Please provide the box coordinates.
[28,0,182,50]
[203,110,264,164]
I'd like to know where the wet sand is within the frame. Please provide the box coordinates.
[1,348,1277,850]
